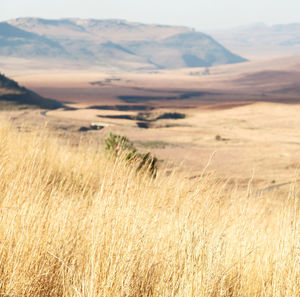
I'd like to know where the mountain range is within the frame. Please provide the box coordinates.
[210,23,300,58]
[0,18,247,70]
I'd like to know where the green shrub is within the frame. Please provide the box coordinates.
[104,132,158,177]
[105,132,136,160]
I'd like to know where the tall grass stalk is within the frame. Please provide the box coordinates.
[0,121,298,296]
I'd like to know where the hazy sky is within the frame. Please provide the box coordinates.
[1,0,300,30]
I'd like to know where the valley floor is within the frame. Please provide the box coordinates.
[3,100,300,191]
[2,55,299,191]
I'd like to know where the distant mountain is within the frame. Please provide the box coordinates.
[0,22,67,57]
[0,73,64,109]
[0,18,247,70]
[121,31,246,68]
[209,23,300,59]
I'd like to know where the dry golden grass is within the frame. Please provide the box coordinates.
[0,120,298,297]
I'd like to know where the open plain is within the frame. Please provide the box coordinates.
[2,54,300,190]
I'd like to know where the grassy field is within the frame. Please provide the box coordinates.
[0,119,298,296]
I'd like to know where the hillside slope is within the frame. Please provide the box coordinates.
[0,22,67,57]
[2,18,247,69]
[0,73,64,109]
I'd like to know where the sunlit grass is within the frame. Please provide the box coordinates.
[0,120,298,296]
